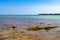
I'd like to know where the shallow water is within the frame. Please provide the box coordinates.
[0,15,60,40]
[0,15,60,28]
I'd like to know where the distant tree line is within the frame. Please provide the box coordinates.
[38,13,60,15]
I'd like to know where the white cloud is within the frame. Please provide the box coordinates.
[20,5,60,14]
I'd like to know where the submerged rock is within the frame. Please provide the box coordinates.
[0,38,5,40]
[26,24,59,31]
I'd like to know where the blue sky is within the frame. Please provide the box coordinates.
[0,0,60,15]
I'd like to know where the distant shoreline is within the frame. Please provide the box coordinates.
[38,14,60,15]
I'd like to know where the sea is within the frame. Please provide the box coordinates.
[0,15,60,38]
[0,15,60,28]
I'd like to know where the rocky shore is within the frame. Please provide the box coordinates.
[0,22,60,40]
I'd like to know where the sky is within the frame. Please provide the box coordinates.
[0,0,60,15]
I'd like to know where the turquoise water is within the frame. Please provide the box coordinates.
[0,15,60,39]
[0,15,60,19]
[0,15,60,28]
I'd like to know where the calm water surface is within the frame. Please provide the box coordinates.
[0,15,60,28]
[0,15,60,37]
